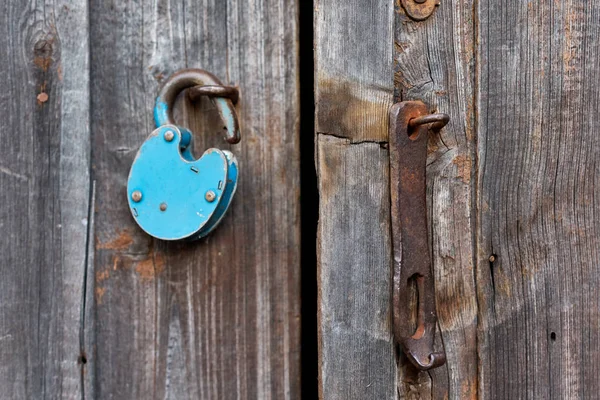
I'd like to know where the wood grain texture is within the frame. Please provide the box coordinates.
[315,0,394,142]
[319,1,600,399]
[317,136,396,400]
[0,0,91,399]
[476,1,600,398]
[316,0,478,398]
[394,1,478,399]
[89,0,300,399]
[315,1,396,398]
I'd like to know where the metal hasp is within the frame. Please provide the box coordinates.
[389,101,449,370]
[401,0,441,21]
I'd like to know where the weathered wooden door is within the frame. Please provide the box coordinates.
[316,0,600,399]
[1,1,300,398]
[3,0,600,399]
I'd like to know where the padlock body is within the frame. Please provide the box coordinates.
[127,125,228,240]
[191,150,239,240]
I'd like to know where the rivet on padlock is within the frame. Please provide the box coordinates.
[127,69,241,241]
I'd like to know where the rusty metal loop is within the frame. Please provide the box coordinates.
[408,113,450,131]
[188,85,239,104]
[406,349,447,371]
[155,69,241,144]
[401,0,440,21]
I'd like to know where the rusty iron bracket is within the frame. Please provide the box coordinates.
[401,0,441,21]
[389,101,449,371]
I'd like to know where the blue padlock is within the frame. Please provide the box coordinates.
[127,69,240,240]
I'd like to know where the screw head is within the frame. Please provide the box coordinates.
[131,190,142,202]
[489,255,496,263]
[205,190,216,202]
[159,202,167,211]
[164,131,175,142]
[414,0,427,3]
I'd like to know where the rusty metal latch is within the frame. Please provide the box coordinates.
[401,0,441,21]
[389,101,449,371]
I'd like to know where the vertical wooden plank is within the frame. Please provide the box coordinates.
[394,2,478,399]
[476,1,600,398]
[0,0,90,398]
[315,0,394,144]
[315,1,396,399]
[89,0,300,398]
[317,138,396,400]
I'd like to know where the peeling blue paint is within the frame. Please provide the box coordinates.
[153,100,170,128]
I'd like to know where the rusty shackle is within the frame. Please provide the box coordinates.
[154,68,241,144]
